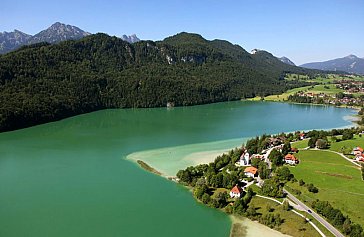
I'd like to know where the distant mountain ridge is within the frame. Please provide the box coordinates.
[0,22,140,54]
[27,22,90,45]
[301,55,364,75]
[0,30,31,54]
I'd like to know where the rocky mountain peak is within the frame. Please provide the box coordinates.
[121,34,140,43]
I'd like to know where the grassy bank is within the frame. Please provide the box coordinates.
[248,196,320,237]
[287,150,364,226]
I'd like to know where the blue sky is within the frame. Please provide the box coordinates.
[1,0,363,65]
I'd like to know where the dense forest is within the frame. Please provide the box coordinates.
[0,32,316,132]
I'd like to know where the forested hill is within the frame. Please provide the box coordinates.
[0,32,313,132]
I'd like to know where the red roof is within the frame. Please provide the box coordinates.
[354,147,364,152]
[244,166,258,174]
[285,154,298,161]
[230,185,242,194]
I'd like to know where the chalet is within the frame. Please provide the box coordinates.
[229,185,243,198]
[244,166,258,178]
[352,147,363,156]
[285,154,299,165]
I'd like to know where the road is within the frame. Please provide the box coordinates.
[284,188,345,237]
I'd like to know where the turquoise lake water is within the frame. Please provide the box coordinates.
[0,101,355,237]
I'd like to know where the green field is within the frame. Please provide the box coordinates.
[249,196,321,237]
[249,73,364,102]
[329,135,364,154]
[287,150,364,226]
[291,139,309,149]
[249,84,344,102]
[248,86,312,101]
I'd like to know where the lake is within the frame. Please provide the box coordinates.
[0,101,355,237]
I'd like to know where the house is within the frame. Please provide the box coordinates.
[244,166,258,178]
[285,154,299,165]
[352,147,363,156]
[299,133,306,140]
[251,154,265,160]
[229,185,243,198]
[355,155,364,162]
[239,152,250,166]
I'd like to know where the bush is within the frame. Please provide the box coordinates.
[307,183,319,193]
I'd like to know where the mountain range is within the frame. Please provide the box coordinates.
[0,22,140,54]
[300,55,364,75]
[0,32,314,132]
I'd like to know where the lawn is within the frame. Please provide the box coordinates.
[329,135,364,154]
[306,84,343,94]
[248,86,312,102]
[249,196,321,237]
[287,150,364,226]
[249,84,344,102]
[291,139,309,149]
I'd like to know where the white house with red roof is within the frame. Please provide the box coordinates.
[299,133,306,140]
[229,185,243,198]
[285,154,299,165]
[352,147,364,156]
[355,154,364,162]
[244,166,258,178]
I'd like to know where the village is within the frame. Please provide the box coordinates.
[176,126,364,237]
[230,136,300,199]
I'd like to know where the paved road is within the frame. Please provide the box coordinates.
[284,188,345,237]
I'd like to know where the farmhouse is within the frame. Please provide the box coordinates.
[285,154,299,165]
[229,185,243,198]
[352,147,363,156]
[244,166,258,178]
[355,154,364,162]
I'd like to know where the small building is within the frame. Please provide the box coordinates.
[299,133,306,140]
[352,147,363,156]
[229,185,243,198]
[239,152,250,166]
[285,154,299,165]
[251,154,265,160]
[355,156,364,162]
[244,166,258,178]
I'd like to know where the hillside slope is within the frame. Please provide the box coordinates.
[0,32,313,132]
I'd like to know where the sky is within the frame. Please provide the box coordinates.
[1,0,363,65]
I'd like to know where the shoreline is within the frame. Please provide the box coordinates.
[127,102,359,237]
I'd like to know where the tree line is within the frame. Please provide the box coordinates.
[0,33,313,132]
